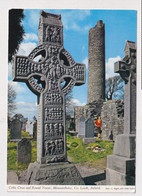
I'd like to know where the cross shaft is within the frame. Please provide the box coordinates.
[12,11,86,164]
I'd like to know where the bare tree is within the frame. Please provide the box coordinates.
[105,75,124,100]
[8,83,17,116]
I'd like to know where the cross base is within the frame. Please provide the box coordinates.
[106,134,135,185]
[113,134,136,158]
[26,162,85,185]
[106,155,135,185]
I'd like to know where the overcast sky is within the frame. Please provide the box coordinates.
[8,9,137,120]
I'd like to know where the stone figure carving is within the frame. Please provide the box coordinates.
[45,25,61,44]
[12,11,85,164]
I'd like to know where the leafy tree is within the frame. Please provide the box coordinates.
[105,75,124,100]
[8,9,25,62]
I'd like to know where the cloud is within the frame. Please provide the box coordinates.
[82,57,88,69]
[23,33,38,42]
[53,10,91,33]
[15,101,37,120]
[71,23,92,33]
[66,98,86,117]
[71,98,86,106]
[23,10,91,35]
[8,81,26,93]
[24,10,39,31]
[17,42,37,56]
[106,56,121,79]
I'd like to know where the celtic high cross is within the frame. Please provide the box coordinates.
[12,11,85,164]
[114,40,136,134]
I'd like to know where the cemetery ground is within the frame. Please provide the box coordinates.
[7,131,114,185]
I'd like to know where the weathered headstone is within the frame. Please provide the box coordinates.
[83,118,95,144]
[106,41,136,185]
[77,116,85,138]
[70,118,75,131]
[10,118,22,141]
[85,118,94,137]
[17,138,31,163]
[33,121,37,140]
[26,121,34,135]
[12,11,85,185]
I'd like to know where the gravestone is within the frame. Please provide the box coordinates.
[10,118,22,141]
[17,138,31,163]
[33,121,37,140]
[70,118,75,131]
[85,118,94,137]
[77,116,85,138]
[12,11,85,185]
[83,118,95,144]
[106,41,136,185]
[26,121,34,135]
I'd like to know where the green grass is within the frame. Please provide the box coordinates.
[7,140,37,171]
[7,130,32,142]
[7,132,114,171]
[66,134,114,169]
[7,130,37,171]
[7,141,37,171]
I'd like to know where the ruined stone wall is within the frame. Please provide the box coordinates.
[88,20,105,103]
[101,100,124,141]
[74,99,104,133]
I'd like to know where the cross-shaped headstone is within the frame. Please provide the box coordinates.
[12,11,85,164]
[114,40,136,134]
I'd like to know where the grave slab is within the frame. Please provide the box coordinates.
[17,138,31,163]
[77,115,86,138]
[85,118,94,138]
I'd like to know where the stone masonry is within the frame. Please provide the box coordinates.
[101,100,124,141]
[87,20,105,103]
[74,20,105,133]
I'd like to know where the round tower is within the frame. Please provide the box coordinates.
[87,20,105,103]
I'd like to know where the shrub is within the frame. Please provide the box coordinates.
[21,130,31,138]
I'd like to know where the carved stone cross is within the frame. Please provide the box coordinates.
[106,41,136,185]
[12,11,85,164]
[114,40,136,134]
